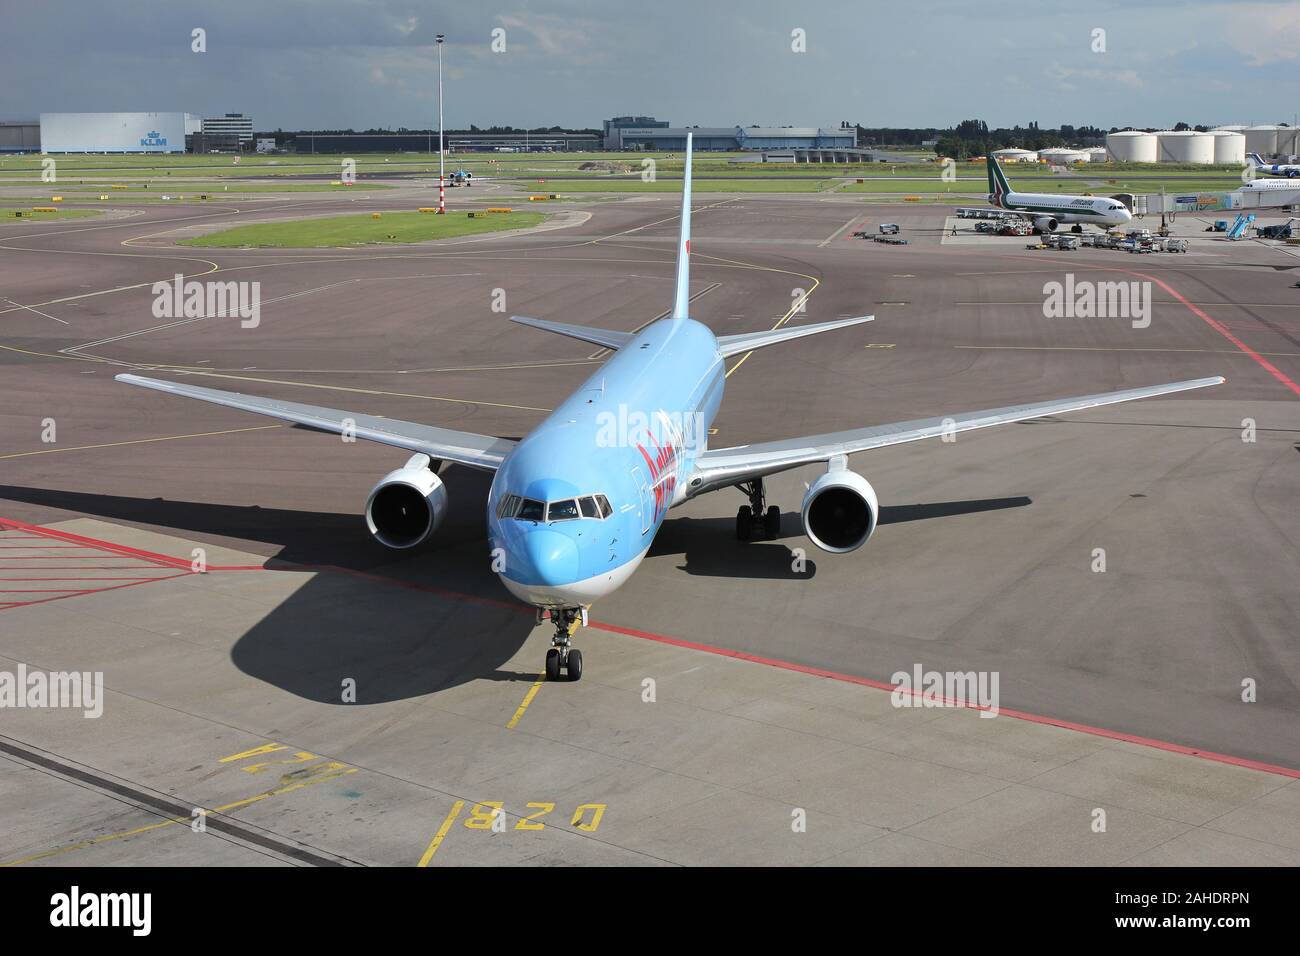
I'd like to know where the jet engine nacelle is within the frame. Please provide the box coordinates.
[801,465,879,554]
[1034,216,1059,233]
[365,453,447,549]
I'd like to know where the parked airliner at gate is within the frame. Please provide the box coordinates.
[986,155,1133,232]
[118,134,1222,681]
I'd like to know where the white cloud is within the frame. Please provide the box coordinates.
[1221,2,1300,65]
[1047,65,1144,92]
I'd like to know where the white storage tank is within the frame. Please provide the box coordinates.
[1158,130,1215,164]
[991,147,1038,163]
[1084,147,1110,162]
[1106,130,1158,163]
[1245,125,1280,157]
[1210,130,1246,165]
[1039,147,1088,164]
[1277,127,1299,158]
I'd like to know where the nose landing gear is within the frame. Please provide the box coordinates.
[542,607,586,681]
[734,478,781,541]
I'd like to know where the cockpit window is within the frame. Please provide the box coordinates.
[516,498,545,522]
[547,499,580,522]
[502,493,612,521]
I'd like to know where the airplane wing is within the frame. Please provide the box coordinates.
[716,315,874,359]
[115,374,515,471]
[510,315,635,351]
[686,376,1224,496]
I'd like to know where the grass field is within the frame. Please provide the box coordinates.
[4,181,395,194]
[536,177,835,193]
[180,210,547,248]
[2,207,101,221]
[0,153,1254,204]
[1095,181,1247,193]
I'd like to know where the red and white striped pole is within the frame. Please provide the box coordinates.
[436,34,446,214]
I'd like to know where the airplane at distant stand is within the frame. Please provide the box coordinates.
[981,155,1133,233]
[1248,152,1300,179]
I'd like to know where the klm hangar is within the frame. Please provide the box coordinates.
[38,112,190,153]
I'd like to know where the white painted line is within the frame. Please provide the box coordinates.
[3,298,69,326]
[818,214,862,248]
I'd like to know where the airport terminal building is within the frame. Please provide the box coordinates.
[605,124,856,152]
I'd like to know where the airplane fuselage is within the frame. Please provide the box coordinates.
[989,190,1132,228]
[487,317,724,609]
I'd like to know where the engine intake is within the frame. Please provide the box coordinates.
[365,453,448,549]
[1034,216,1059,233]
[801,467,878,554]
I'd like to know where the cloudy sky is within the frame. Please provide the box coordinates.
[3,0,1297,130]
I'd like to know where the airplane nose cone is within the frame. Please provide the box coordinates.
[521,529,580,585]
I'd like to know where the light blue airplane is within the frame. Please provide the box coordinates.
[118,133,1223,681]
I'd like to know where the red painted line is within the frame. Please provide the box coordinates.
[0,555,164,560]
[0,577,173,582]
[0,517,262,570]
[1126,267,1300,397]
[0,545,91,549]
[589,620,1300,778]
[997,254,1300,398]
[0,566,173,571]
[0,573,192,610]
[5,515,1296,778]
[0,588,109,594]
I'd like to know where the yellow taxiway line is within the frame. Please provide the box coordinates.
[506,675,547,729]
[0,424,283,460]
[417,800,466,867]
[0,762,356,868]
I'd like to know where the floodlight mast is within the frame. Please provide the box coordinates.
[436,33,445,214]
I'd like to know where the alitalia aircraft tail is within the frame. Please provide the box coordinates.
[987,154,1012,202]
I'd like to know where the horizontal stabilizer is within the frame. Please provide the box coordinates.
[716,314,874,359]
[510,315,635,351]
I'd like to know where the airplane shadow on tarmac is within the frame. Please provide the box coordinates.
[0,469,540,703]
[0,481,1030,702]
[651,496,1032,579]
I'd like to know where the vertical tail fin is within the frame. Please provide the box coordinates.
[986,154,1011,203]
[1248,152,1265,168]
[670,133,694,320]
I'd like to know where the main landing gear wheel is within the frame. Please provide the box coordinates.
[566,648,583,682]
[764,505,781,539]
[735,505,753,540]
[735,479,780,541]
[545,648,562,681]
